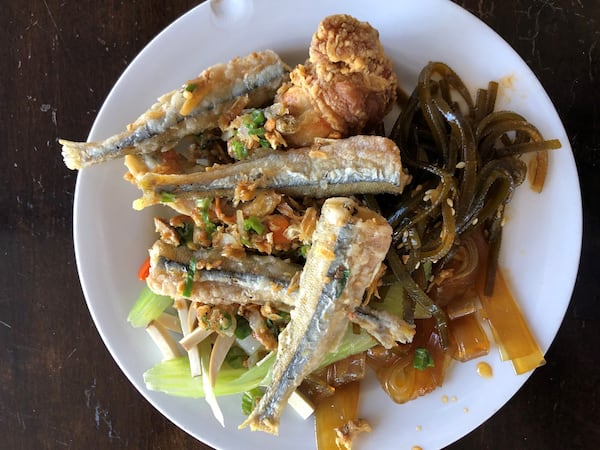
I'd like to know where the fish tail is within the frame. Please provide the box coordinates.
[59,139,88,170]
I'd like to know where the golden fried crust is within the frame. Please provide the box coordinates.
[296,14,398,136]
[310,14,392,78]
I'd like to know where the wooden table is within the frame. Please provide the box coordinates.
[1,1,598,449]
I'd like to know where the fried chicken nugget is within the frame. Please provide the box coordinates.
[276,14,398,147]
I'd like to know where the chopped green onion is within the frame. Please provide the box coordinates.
[185,83,197,92]
[413,347,435,370]
[234,315,252,339]
[231,139,248,160]
[300,244,311,257]
[225,346,247,369]
[200,313,210,328]
[127,286,173,328]
[243,216,265,235]
[241,387,264,416]
[250,109,265,126]
[182,256,197,298]
[196,197,211,210]
[219,312,233,331]
[259,138,270,148]
[196,197,216,236]
[248,126,266,136]
[160,192,175,203]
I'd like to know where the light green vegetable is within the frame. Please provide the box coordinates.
[143,352,276,398]
[182,256,197,298]
[196,197,216,236]
[317,326,376,369]
[127,286,173,328]
[372,282,432,320]
[243,216,265,235]
[413,347,435,370]
[241,387,264,416]
[160,192,176,203]
[143,325,376,398]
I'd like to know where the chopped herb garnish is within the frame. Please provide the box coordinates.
[247,126,265,136]
[250,109,265,126]
[300,244,311,257]
[219,311,233,331]
[413,347,435,370]
[196,197,211,210]
[277,311,291,323]
[259,138,270,148]
[182,256,197,298]
[225,346,247,369]
[160,192,176,203]
[234,315,252,339]
[196,197,216,236]
[200,313,210,328]
[241,387,264,416]
[243,216,265,235]
[185,83,197,92]
[231,139,248,160]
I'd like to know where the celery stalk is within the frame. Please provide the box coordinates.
[143,353,275,398]
[143,325,377,399]
[128,286,173,328]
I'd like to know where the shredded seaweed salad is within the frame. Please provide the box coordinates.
[128,61,559,444]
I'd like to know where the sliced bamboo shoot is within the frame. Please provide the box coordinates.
[287,390,314,420]
[179,327,213,352]
[145,321,181,360]
[175,299,202,377]
[209,334,236,387]
[155,311,182,333]
[200,338,225,427]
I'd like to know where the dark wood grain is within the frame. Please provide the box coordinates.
[1,1,598,449]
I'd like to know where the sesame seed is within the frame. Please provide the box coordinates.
[456,161,466,169]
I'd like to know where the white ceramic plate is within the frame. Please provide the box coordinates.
[73,0,582,448]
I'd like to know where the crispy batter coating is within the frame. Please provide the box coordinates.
[277,14,398,146]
